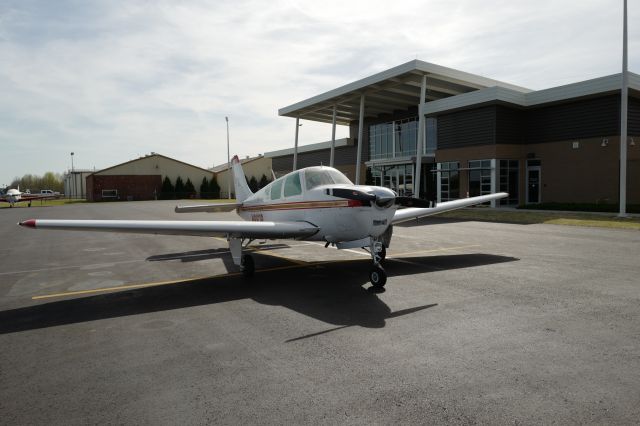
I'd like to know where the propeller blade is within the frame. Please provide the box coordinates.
[394,196,434,208]
[329,188,376,203]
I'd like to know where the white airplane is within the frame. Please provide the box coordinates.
[19,155,507,288]
[2,187,57,207]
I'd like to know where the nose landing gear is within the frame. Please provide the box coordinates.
[368,238,387,289]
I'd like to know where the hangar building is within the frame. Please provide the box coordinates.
[86,153,212,201]
[279,60,640,207]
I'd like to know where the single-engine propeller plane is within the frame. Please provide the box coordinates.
[2,187,57,207]
[19,155,507,288]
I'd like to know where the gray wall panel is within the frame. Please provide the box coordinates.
[496,106,525,145]
[526,95,619,143]
[629,97,640,136]
[271,146,358,173]
[437,106,496,149]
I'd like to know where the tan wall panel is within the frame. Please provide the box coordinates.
[434,138,640,204]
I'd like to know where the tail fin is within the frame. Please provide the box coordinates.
[230,155,253,202]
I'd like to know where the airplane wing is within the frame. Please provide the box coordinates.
[18,219,319,239]
[392,193,508,224]
[0,194,55,203]
[174,202,241,213]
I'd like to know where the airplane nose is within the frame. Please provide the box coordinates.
[371,187,396,208]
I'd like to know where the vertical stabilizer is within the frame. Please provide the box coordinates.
[230,155,253,202]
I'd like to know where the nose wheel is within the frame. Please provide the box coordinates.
[369,265,387,288]
[368,237,387,289]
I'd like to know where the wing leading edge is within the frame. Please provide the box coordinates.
[174,202,241,213]
[19,219,319,239]
[392,193,508,224]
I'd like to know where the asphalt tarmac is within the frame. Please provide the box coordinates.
[1,201,639,425]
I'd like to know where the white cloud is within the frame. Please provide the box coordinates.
[1,0,638,184]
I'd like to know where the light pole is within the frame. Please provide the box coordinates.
[225,116,231,200]
[71,152,75,199]
[619,0,628,217]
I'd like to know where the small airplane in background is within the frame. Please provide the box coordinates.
[19,156,507,288]
[2,187,58,207]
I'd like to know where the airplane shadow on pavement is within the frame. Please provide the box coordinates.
[0,253,517,337]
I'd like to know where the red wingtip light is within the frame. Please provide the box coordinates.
[19,219,36,228]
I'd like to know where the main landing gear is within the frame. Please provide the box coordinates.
[229,237,255,278]
[368,237,387,289]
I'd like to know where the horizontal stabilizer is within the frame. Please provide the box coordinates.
[174,203,241,213]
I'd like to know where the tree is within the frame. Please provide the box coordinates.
[160,176,174,199]
[174,176,185,199]
[209,175,221,199]
[10,172,63,193]
[248,176,259,193]
[184,178,196,198]
[200,177,209,199]
[258,174,270,189]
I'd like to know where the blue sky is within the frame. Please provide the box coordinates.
[1,0,638,186]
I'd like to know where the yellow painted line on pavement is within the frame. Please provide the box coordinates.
[31,244,480,300]
[252,247,308,265]
[31,274,236,300]
[387,244,480,258]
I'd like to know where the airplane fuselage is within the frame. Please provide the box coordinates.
[236,166,397,243]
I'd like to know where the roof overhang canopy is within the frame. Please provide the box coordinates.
[278,60,531,125]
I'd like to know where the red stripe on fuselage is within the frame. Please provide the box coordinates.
[238,199,363,212]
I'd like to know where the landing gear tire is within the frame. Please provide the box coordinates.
[369,265,387,288]
[241,254,255,278]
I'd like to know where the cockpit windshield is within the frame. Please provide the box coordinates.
[304,168,353,190]
[326,169,352,185]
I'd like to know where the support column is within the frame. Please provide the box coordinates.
[355,94,365,184]
[490,158,497,208]
[436,163,442,204]
[293,117,300,171]
[330,105,337,168]
[414,74,427,198]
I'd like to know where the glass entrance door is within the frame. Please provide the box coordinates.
[527,166,541,204]
[380,165,413,195]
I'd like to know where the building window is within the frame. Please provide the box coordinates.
[369,117,418,160]
[468,160,492,198]
[101,189,118,199]
[499,160,519,205]
[440,161,459,201]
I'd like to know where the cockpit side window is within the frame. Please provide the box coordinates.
[284,172,302,197]
[270,179,283,200]
[304,169,335,190]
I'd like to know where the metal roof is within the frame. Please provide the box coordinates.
[422,72,640,116]
[264,138,352,158]
[278,60,531,125]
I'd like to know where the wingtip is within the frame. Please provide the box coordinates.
[19,219,36,228]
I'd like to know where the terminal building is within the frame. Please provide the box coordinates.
[278,60,640,206]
